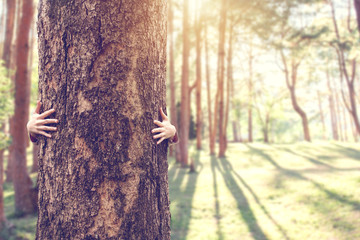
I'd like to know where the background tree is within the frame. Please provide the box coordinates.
[36,0,170,238]
[12,0,36,215]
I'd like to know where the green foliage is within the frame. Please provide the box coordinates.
[0,61,14,150]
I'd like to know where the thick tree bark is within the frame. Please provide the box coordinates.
[36,1,170,239]
[195,7,203,150]
[217,0,227,158]
[180,0,190,166]
[13,0,36,215]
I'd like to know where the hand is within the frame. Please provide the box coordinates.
[27,101,58,138]
[152,107,176,145]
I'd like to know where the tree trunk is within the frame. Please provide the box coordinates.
[248,40,253,143]
[3,0,16,184]
[335,88,344,141]
[354,0,360,35]
[195,6,202,150]
[36,1,170,239]
[217,0,227,158]
[327,69,339,140]
[205,26,213,154]
[222,23,233,155]
[168,0,179,161]
[264,113,270,143]
[180,0,190,166]
[0,0,16,228]
[317,90,326,140]
[281,53,311,142]
[13,0,36,215]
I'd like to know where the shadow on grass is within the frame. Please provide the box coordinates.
[214,156,269,240]
[219,156,290,240]
[330,143,360,161]
[246,145,360,212]
[210,155,224,240]
[169,151,202,240]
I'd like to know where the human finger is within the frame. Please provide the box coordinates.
[39,108,55,119]
[37,126,57,131]
[157,137,166,145]
[159,107,168,121]
[35,101,41,114]
[153,120,164,127]
[151,128,164,134]
[36,130,52,138]
[153,133,164,139]
[37,119,59,125]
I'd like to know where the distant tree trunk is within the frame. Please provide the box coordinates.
[168,0,179,161]
[354,0,360,35]
[180,0,190,166]
[205,26,213,154]
[317,90,326,140]
[334,88,344,141]
[36,1,170,239]
[1,3,16,228]
[327,69,339,140]
[248,41,253,143]
[329,0,360,136]
[13,0,36,215]
[223,23,233,151]
[4,0,16,184]
[281,52,311,142]
[263,113,270,143]
[195,6,202,150]
[342,100,349,141]
[217,0,227,158]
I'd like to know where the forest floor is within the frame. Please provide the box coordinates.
[169,141,360,240]
[3,141,360,240]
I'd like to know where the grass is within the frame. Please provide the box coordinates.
[3,141,360,240]
[169,141,360,240]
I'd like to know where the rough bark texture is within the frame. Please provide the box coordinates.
[13,0,36,215]
[180,0,190,166]
[36,1,170,239]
